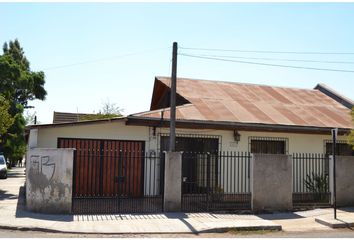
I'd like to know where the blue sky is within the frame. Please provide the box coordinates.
[1,3,354,123]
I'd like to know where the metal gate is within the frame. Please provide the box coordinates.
[181,152,251,212]
[292,153,331,208]
[58,138,163,214]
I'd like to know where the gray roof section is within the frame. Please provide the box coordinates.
[314,83,354,109]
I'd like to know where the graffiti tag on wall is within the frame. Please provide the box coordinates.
[30,155,56,181]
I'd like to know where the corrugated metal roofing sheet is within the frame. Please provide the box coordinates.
[53,112,97,124]
[133,77,353,129]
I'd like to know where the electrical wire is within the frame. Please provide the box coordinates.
[180,53,354,65]
[179,47,354,55]
[179,53,354,73]
[43,47,170,71]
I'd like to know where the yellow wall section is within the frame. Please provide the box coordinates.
[35,121,349,154]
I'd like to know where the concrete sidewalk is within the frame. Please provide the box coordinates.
[0,168,280,234]
[0,167,353,234]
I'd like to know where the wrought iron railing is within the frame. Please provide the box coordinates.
[292,153,330,207]
[181,151,251,212]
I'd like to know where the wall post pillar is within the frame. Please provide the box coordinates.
[163,151,182,212]
[251,154,293,212]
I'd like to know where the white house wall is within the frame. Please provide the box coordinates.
[155,127,348,154]
[35,121,348,154]
[36,121,150,148]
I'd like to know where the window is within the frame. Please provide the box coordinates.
[0,156,5,165]
[159,135,220,153]
[325,140,354,156]
[249,137,288,154]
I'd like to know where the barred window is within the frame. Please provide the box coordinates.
[249,137,288,154]
[325,140,354,156]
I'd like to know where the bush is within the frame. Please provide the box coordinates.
[304,172,329,201]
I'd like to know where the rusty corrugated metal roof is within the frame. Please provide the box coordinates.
[132,77,353,129]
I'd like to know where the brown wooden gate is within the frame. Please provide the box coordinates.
[58,138,163,214]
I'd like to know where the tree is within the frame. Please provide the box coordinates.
[80,100,123,121]
[0,95,14,141]
[24,110,38,125]
[349,107,354,149]
[0,39,47,165]
[3,104,26,164]
[1,39,46,107]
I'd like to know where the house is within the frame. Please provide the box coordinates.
[27,76,354,214]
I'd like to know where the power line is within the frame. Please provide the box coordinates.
[179,53,354,73]
[180,53,354,65]
[179,46,354,55]
[43,47,170,71]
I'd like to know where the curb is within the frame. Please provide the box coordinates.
[198,225,282,233]
[0,224,282,235]
[315,218,354,229]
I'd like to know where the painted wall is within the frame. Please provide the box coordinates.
[28,129,38,149]
[26,148,74,214]
[34,121,348,155]
[36,121,150,149]
[154,127,348,154]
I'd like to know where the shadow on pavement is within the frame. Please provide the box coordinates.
[0,189,18,201]
[7,172,25,177]
[15,185,73,222]
[157,212,198,233]
[75,212,198,232]
[7,167,26,177]
[340,207,354,213]
[258,211,304,220]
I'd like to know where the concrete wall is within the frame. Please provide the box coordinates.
[163,152,182,211]
[251,154,293,212]
[28,129,38,149]
[26,148,74,214]
[329,156,354,207]
[34,121,348,155]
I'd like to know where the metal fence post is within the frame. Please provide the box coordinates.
[206,153,211,212]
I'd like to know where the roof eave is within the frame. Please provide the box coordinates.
[126,116,352,135]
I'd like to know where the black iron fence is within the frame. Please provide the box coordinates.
[292,153,330,207]
[181,151,251,212]
[71,148,164,214]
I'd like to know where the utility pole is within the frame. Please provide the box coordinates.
[332,128,337,219]
[169,42,177,152]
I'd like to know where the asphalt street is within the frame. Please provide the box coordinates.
[1,228,354,238]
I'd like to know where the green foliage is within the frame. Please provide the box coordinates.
[0,95,14,139]
[79,100,123,121]
[79,113,121,121]
[1,39,46,107]
[24,110,38,125]
[348,108,354,150]
[0,39,47,165]
[304,172,329,201]
[3,104,26,163]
